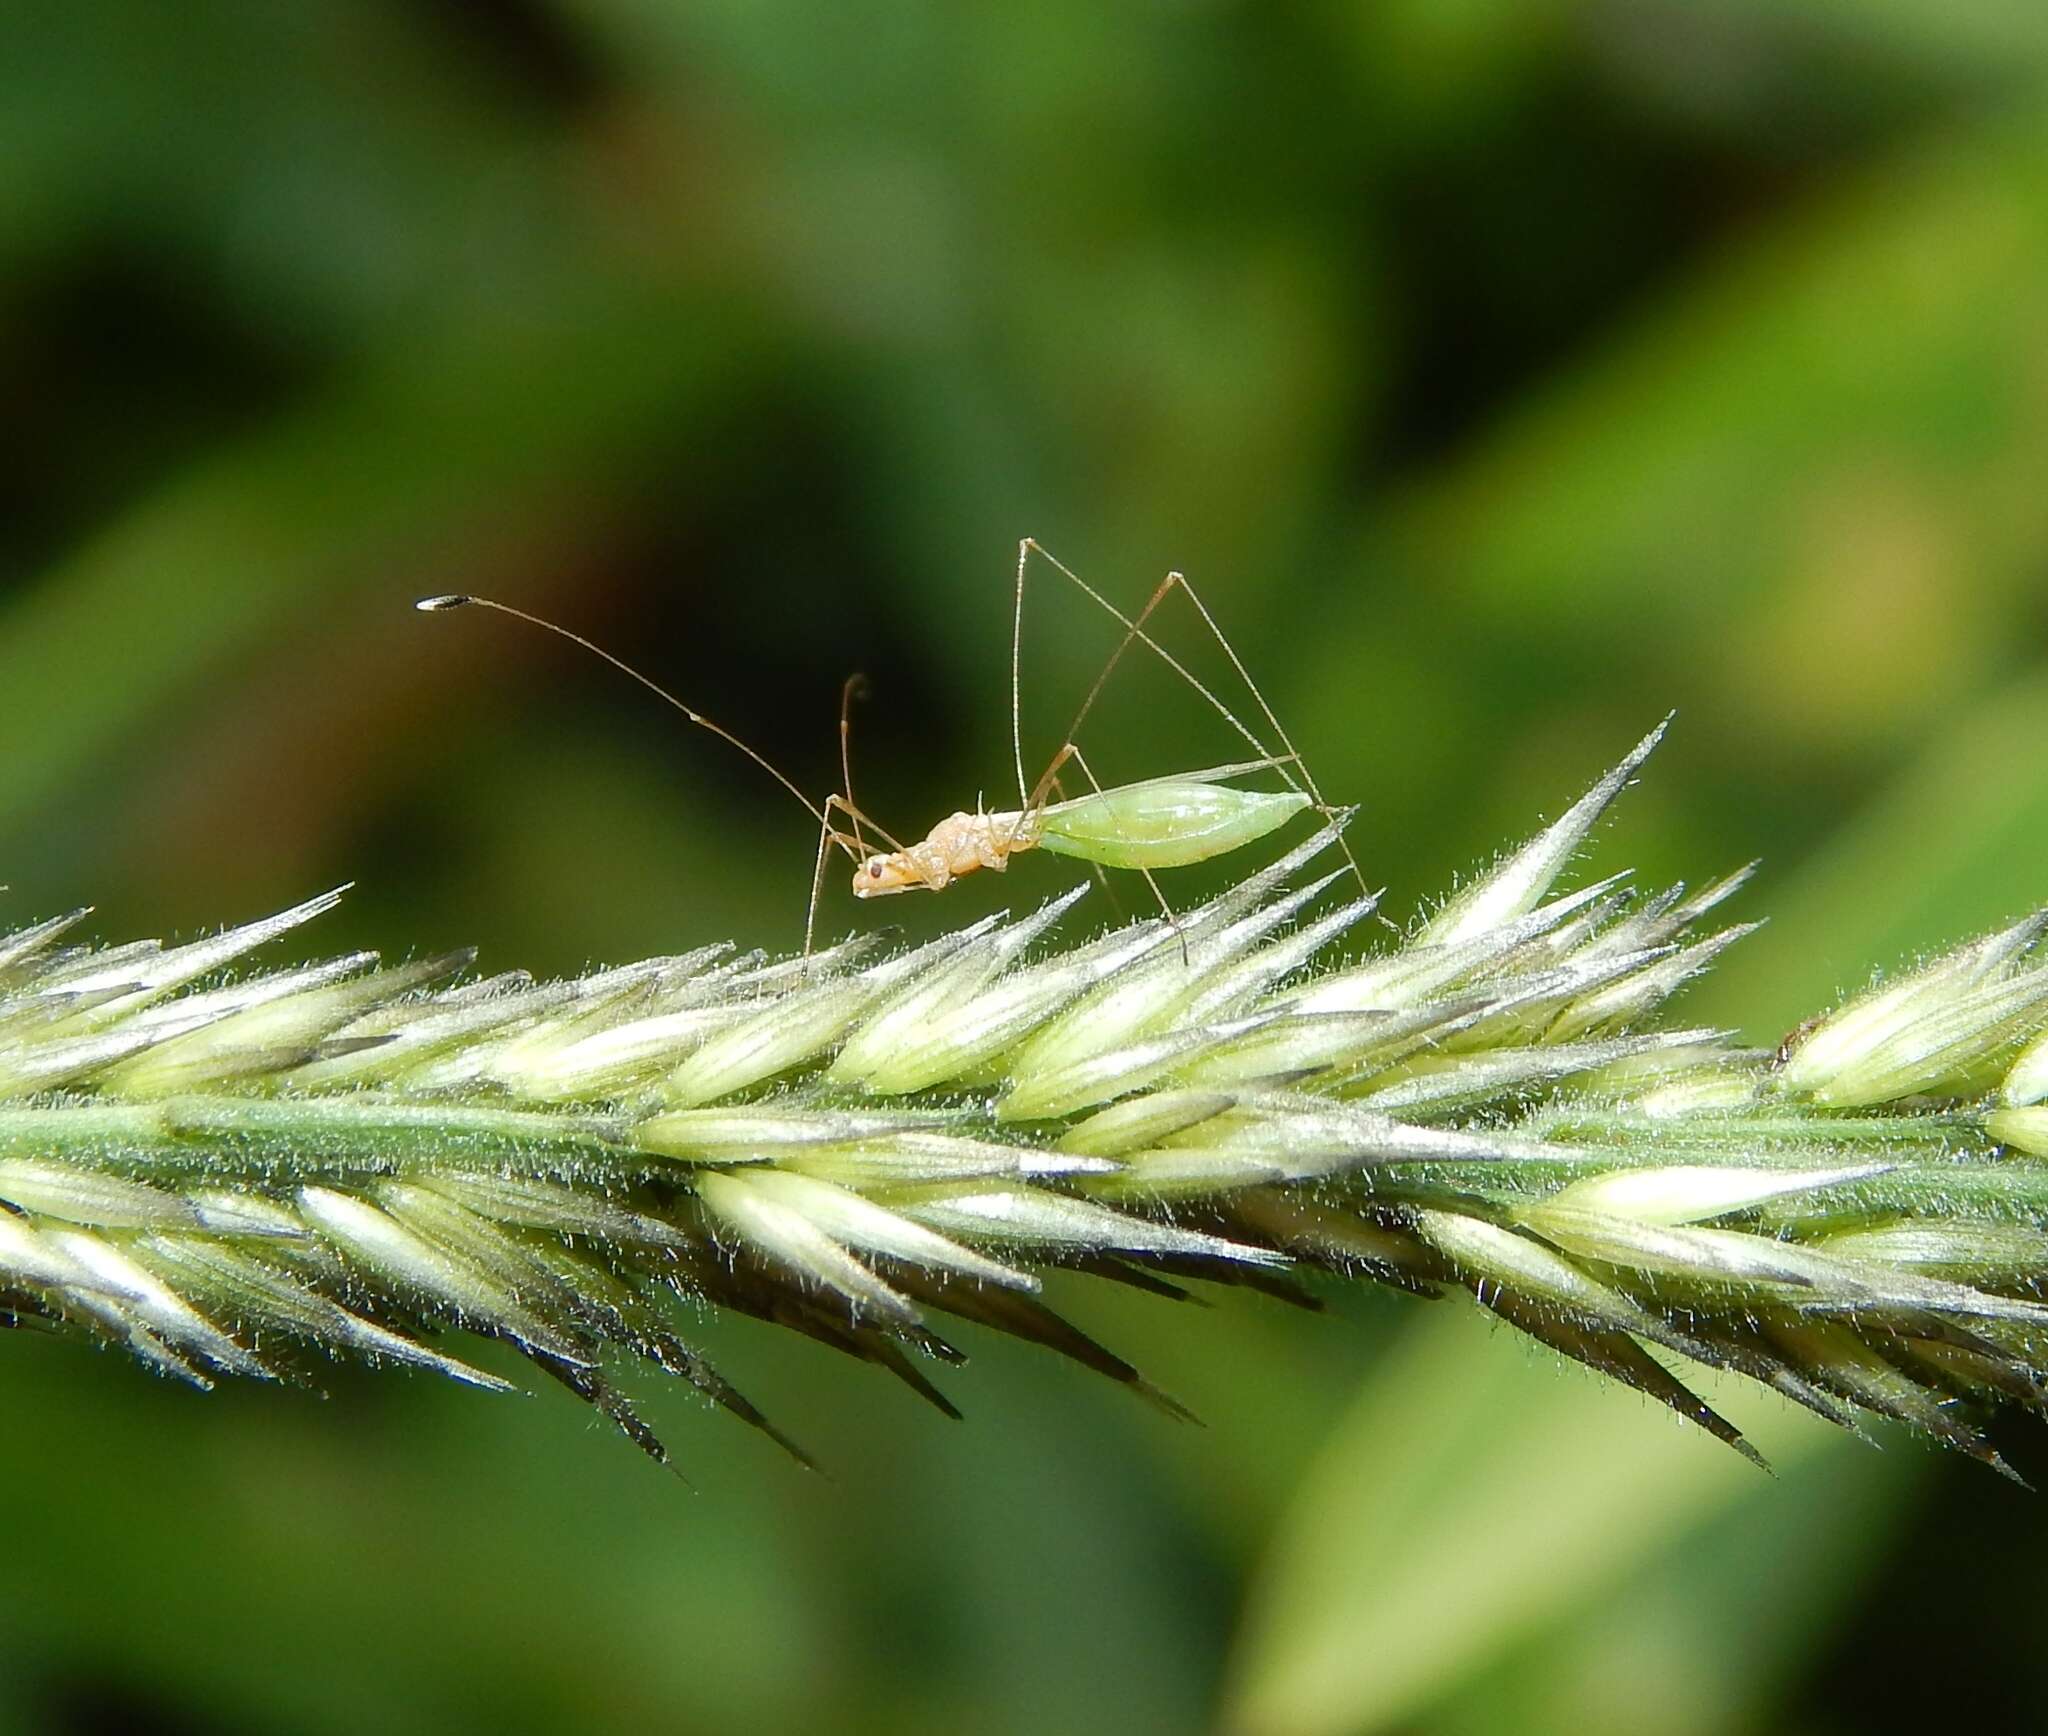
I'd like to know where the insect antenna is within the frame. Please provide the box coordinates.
[839,675,871,857]
[415,593,837,838]
[834,674,906,854]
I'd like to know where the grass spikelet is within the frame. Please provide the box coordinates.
[8,726,2048,1479]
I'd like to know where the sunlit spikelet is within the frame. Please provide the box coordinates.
[4,730,2048,1481]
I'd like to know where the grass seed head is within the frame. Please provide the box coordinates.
[2,727,2047,1478]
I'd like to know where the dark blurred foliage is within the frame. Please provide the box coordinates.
[5,3,2048,1732]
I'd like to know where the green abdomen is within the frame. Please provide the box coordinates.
[1035,782,1311,871]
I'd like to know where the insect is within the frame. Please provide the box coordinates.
[419,539,1362,953]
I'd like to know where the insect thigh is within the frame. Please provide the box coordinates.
[1034,782,1310,870]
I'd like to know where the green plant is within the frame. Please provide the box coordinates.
[7,723,2047,1478]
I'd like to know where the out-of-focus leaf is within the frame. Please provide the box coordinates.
[1661,0,2048,84]
[0,0,564,324]
[1221,113,2048,1736]
[1696,666,2048,1038]
[1221,1307,1892,1736]
[1390,118,2048,643]
[1425,1438,1900,1736]
[1293,115,2048,932]
[0,277,766,840]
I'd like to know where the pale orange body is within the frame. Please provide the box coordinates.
[854,809,1038,897]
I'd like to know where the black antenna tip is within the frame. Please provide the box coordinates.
[415,594,474,612]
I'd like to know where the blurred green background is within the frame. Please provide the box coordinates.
[6,3,2048,1732]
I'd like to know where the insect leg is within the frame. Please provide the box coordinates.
[1058,741,1188,962]
[1043,767,1127,920]
[1018,541,1366,899]
[1021,548,1197,813]
[1145,568,1368,900]
[1012,538,1032,810]
[803,816,835,964]
[833,676,911,852]
[839,675,871,858]
[804,798,877,963]
[1015,539,1177,820]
